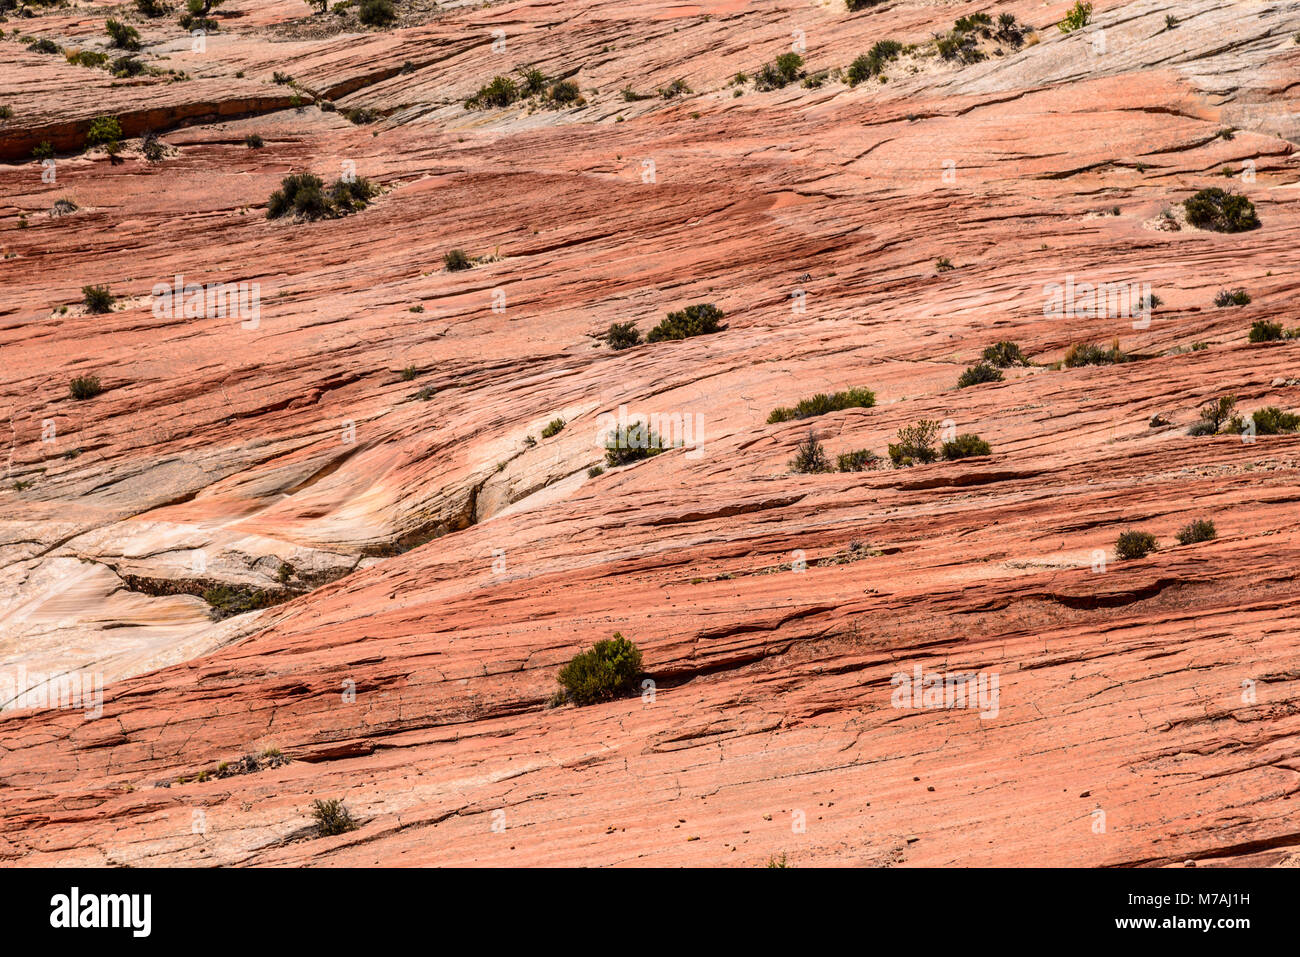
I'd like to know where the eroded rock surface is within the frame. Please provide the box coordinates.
[1,0,1299,866]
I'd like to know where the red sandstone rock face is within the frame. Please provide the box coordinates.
[2,0,1300,866]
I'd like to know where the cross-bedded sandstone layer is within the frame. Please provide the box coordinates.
[1,0,1298,866]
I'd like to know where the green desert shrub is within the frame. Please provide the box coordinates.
[888,420,939,467]
[105,18,141,50]
[1058,1,1092,33]
[983,341,1030,367]
[1175,519,1216,545]
[646,303,724,343]
[85,115,123,148]
[846,40,902,85]
[311,798,358,836]
[357,0,396,27]
[845,0,887,10]
[957,362,1002,388]
[465,75,519,109]
[658,78,692,99]
[602,321,641,350]
[541,417,565,438]
[28,39,61,55]
[67,49,110,68]
[69,375,103,400]
[1248,319,1281,341]
[32,141,55,160]
[517,66,547,96]
[1214,288,1250,308]
[1189,395,1237,435]
[548,80,582,105]
[586,465,604,478]
[605,424,666,465]
[836,448,882,472]
[82,284,115,313]
[1115,529,1157,560]
[203,584,280,619]
[1249,406,1300,435]
[135,0,170,15]
[556,633,643,705]
[1064,340,1126,367]
[443,248,472,271]
[1183,188,1259,232]
[767,387,875,424]
[790,432,832,473]
[245,133,264,148]
[754,52,805,91]
[941,433,991,459]
[111,56,146,78]
[266,172,374,220]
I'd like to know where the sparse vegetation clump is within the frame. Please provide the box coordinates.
[1058,1,1093,33]
[105,18,141,51]
[605,423,666,465]
[888,420,939,467]
[1214,288,1250,308]
[245,133,264,148]
[1183,188,1259,233]
[85,115,123,150]
[1249,319,1282,342]
[790,432,832,473]
[837,448,882,472]
[135,0,171,16]
[1189,395,1238,436]
[1115,529,1157,560]
[659,78,692,99]
[768,387,876,424]
[443,248,472,271]
[311,798,358,836]
[1250,406,1300,435]
[1176,519,1216,545]
[646,303,724,343]
[202,584,281,619]
[602,321,641,350]
[69,375,103,400]
[556,633,643,706]
[845,0,887,10]
[983,341,1030,367]
[266,172,376,221]
[465,75,519,109]
[754,52,805,91]
[957,362,1002,388]
[179,0,224,32]
[1063,340,1126,367]
[28,38,61,55]
[541,417,565,439]
[941,433,991,459]
[82,284,116,313]
[357,0,396,27]
[32,141,55,161]
[846,40,902,85]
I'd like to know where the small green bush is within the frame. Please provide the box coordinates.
[557,633,643,706]
[845,0,887,10]
[1183,188,1259,233]
[1250,406,1300,435]
[443,248,472,271]
[541,417,565,438]
[203,584,280,619]
[754,53,804,91]
[1214,288,1250,308]
[1115,529,1157,560]
[1248,319,1281,341]
[1058,1,1092,33]
[32,141,54,160]
[135,0,170,16]
[245,133,264,148]
[82,284,116,313]
[846,40,902,85]
[106,18,141,50]
[311,798,358,836]
[587,465,604,478]
[548,80,582,106]
[646,303,724,343]
[941,433,991,459]
[602,321,641,350]
[836,448,882,472]
[465,75,520,109]
[790,432,832,473]
[85,115,123,149]
[357,0,396,27]
[605,424,666,466]
[957,362,1002,388]
[1190,395,1237,435]
[1175,519,1216,545]
[69,375,103,400]
[28,39,61,55]
[767,387,875,424]
[1064,341,1126,367]
[983,341,1030,367]
[888,420,939,467]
